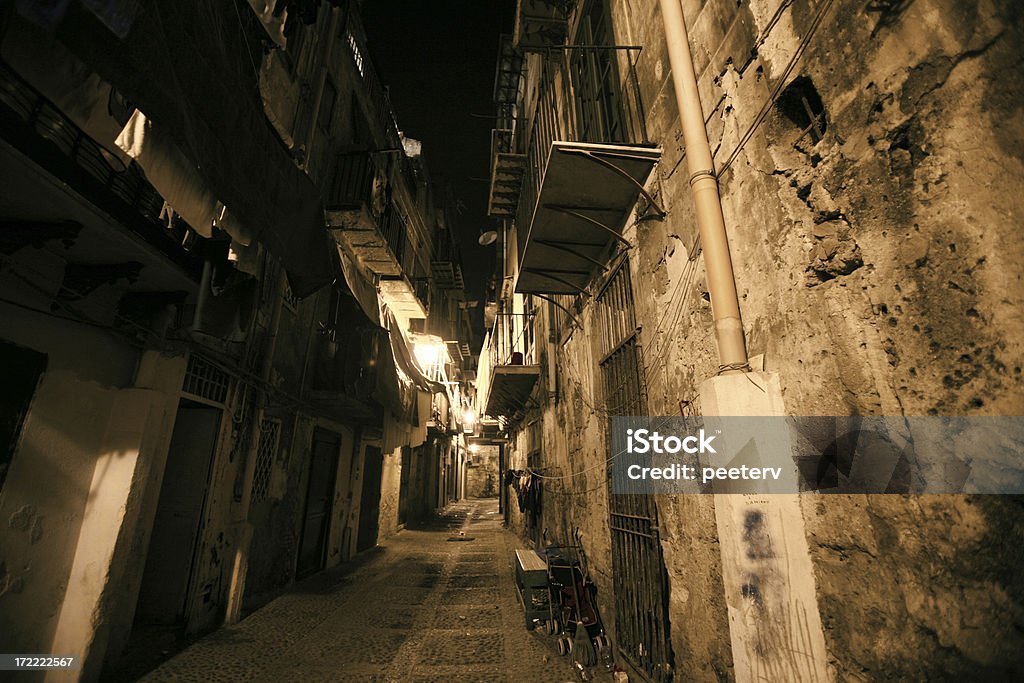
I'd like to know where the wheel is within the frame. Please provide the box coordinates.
[549,617,560,635]
[557,638,568,656]
[566,637,574,653]
[594,636,605,651]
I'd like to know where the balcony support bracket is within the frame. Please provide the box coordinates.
[544,204,633,248]
[534,239,611,272]
[523,268,590,296]
[557,148,666,218]
[533,292,583,329]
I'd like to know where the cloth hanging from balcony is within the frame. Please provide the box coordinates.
[338,247,381,326]
[115,111,217,237]
[384,308,445,395]
[51,0,340,297]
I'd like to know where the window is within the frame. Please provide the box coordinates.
[250,418,281,504]
[594,262,675,682]
[571,0,628,143]
[0,340,47,493]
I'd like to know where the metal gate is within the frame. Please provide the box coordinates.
[596,261,674,682]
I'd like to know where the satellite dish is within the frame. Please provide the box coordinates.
[478,230,498,246]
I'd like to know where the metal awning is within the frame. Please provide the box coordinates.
[515,141,661,295]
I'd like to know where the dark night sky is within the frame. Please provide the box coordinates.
[361,1,515,303]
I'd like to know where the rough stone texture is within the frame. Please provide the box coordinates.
[501,0,1024,679]
[133,500,606,682]
[465,444,500,498]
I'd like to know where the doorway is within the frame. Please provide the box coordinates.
[296,428,341,579]
[135,399,221,627]
[356,445,383,551]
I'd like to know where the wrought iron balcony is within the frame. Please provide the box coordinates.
[326,151,414,279]
[0,59,201,278]
[478,312,539,418]
[430,222,465,290]
[307,286,387,421]
[514,46,663,296]
[488,127,526,218]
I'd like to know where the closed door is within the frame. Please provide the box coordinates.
[356,445,383,551]
[296,429,340,578]
[136,400,221,625]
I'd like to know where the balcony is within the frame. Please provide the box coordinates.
[513,0,571,51]
[379,274,428,323]
[326,151,411,278]
[488,128,526,218]
[478,312,539,418]
[431,223,465,290]
[0,60,201,280]
[514,47,662,296]
[307,286,388,421]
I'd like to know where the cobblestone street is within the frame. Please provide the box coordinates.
[140,500,588,682]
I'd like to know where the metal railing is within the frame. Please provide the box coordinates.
[328,151,375,208]
[378,201,407,270]
[488,311,536,369]
[516,46,649,239]
[343,4,401,153]
[0,59,199,275]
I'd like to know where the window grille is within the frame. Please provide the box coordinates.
[182,354,230,405]
[595,260,674,682]
[251,418,280,504]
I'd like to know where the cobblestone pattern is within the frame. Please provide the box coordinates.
[141,500,601,682]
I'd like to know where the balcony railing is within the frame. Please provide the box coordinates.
[328,150,375,210]
[489,311,536,369]
[477,311,539,418]
[517,46,649,237]
[343,6,401,153]
[0,60,201,277]
[378,200,407,270]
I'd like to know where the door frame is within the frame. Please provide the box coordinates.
[295,427,341,579]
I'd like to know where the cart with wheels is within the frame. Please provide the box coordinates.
[514,548,551,630]
[541,544,610,667]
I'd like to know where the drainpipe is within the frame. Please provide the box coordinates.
[658,0,748,372]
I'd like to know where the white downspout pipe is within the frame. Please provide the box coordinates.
[658,0,748,372]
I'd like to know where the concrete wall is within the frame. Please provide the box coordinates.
[502,0,1024,679]
[0,301,135,659]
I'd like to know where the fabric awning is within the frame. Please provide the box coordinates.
[384,308,447,395]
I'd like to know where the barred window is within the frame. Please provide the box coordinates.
[251,418,281,504]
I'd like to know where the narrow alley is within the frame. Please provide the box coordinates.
[1,1,1023,682]
[133,500,583,683]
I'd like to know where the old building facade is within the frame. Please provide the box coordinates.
[478,0,1023,681]
[0,1,477,680]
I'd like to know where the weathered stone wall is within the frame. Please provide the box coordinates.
[504,0,1024,678]
[465,445,500,498]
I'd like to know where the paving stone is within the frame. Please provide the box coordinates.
[140,500,608,682]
